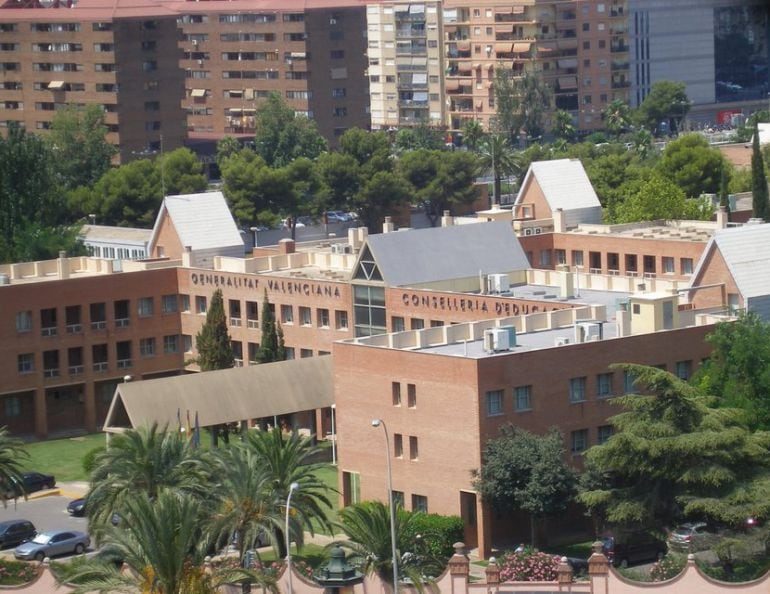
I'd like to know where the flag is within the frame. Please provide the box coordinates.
[193,411,201,449]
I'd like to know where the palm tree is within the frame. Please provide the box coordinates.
[461,119,484,152]
[57,491,276,594]
[334,501,436,591]
[477,134,521,208]
[246,428,335,557]
[0,427,27,505]
[602,99,632,138]
[87,423,210,527]
[205,444,284,561]
[551,109,576,143]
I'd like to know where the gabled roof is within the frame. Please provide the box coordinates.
[515,158,601,212]
[691,224,770,299]
[356,221,529,287]
[104,356,333,432]
[148,191,243,253]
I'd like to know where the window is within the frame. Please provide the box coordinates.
[582,23,590,31]
[514,385,532,411]
[662,257,675,274]
[335,310,348,330]
[681,258,693,275]
[281,305,294,324]
[597,425,613,444]
[572,250,584,267]
[569,377,587,402]
[285,347,295,360]
[163,335,178,354]
[228,300,241,326]
[41,307,57,336]
[571,429,589,453]
[299,306,312,326]
[196,296,207,314]
[140,337,155,357]
[116,341,132,368]
[392,382,401,406]
[623,370,638,394]
[330,50,345,59]
[16,311,32,333]
[596,373,613,398]
[3,396,20,418]
[183,335,193,353]
[486,390,504,416]
[407,384,416,408]
[675,360,692,381]
[179,295,190,313]
[300,349,313,358]
[246,301,258,328]
[138,297,154,317]
[90,302,106,329]
[411,318,424,330]
[394,433,403,457]
[331,87,346,98]
[392,316,405,332]
[409,435,420,460]
[17,353,34,374]
[43,349,59,377]
[114,300,130,327]
[412,494,428,512]
[392,491,404,507]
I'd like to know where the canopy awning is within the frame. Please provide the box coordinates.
[47,80,65,90]
[190,88,206,98]
[557,76,578,90]
[495,42,514,53]
[445,79,460,91]
[456,40,471,51]
[495,6,513,14]
[512,5,525,14]
[513,42,532,53]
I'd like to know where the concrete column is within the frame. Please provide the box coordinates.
[84,381,97,432]
[33,388,47,438]
[382,216,395,233]
[716,205,729,228]
[553,207,566,233]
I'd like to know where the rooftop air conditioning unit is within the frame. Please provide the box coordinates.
[555,336,570,346]
[487,273,509,294]
[331,243,353,255]
[484,327,514,352]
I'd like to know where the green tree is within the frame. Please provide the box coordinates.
[219,148,269,225]
[86,424,208,528]
[159,148,208,196]
[339,128,392,177]
[477,134,521,208]
[635,80,690,136]
[215,136,243,167]
[254,93,327,167]
[246,428,334,557]
[462,119,484,151]
[195,289,235,371]
[601,99,632,137]
[393,124,445,153]
[613,173,712,223]
[551,110,576,142]
[10,222,88,263]
[579,364,770,530]
[492,67,522,142]
[49,104,116,190]
[695,314,770,430]
[282,157,322,238]
[751,122,770,221]
[257,290,280,364]
[657,134,729,198]
[335,501,437,589]
[315,151,361,216]
[0,427,28,505]
[719,167,731,217]
[351,170,412,232]
[584,152,642,217]
[60,491,275,594]
[516,70,553,140]
[474,426,576,546]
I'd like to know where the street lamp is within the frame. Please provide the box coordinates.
[330,404,337,466]
[285,482,300,594]
[249,226,259,248]
[371,418,399,593]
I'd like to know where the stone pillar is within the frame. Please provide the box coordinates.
[84,381,97,433]
[33,388,47,438]
[556,556,573,584]
[588,541,610,581]
[278,238,296,254]
[448,542,470,592]
[485,557,500,592]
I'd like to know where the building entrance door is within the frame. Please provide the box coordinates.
[460,491,478,548]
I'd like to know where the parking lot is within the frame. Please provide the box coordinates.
[0,495,90,560]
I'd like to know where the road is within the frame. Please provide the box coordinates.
[0,495,91,560]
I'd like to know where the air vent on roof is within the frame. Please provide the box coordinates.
[487,273,509,294]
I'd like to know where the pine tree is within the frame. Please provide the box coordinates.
[276,321,286,361]
[195,288,234,371]
[752,122,769,221]
[257,290,279,363]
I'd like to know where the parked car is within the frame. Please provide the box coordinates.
[0,520,36,549]
[14,530,90,561]
[600,530,667,567]
[325,211,351,223]
[20,472,56,493]
[668,522,718,552]
[67,497,87,517]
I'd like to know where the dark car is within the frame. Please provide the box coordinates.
[601,530,667,567]
[0,520,36,549]
[67,497,87,517]
[20,472,56,493]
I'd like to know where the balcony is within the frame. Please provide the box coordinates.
[611,61,629,71]
[611,43,629,53]
[399,99,429,107]
[396,27,426,39]
[611,80,630,89]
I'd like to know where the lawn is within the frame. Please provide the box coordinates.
[22,433,105,482]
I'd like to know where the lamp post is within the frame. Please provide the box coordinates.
[249,226,259,249]
[285,482,300,594]
[371,418,399,593]
[330,404,337,466]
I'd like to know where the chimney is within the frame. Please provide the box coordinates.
[558,264,574,298]
[383,216,395,233]
[441,210,454,227]
[553,208,566,233]
[181,246,193,267]
[57,250,69,280]
[278,238,295,255]
[357,227,368,243]
[347,227,360,249]
[716,205,729,229]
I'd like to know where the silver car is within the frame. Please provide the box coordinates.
[14,530,90,561]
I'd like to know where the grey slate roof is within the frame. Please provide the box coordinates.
[363,221,529,287]
[153,191,243,251]
[692,223,770,299]
[104,356,333,431]
[515,159,602,226]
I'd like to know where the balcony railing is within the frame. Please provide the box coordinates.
[93,361,108,372]
[66,324,82,334]
[117,358,132,369]
[115,318,130,328]
[69,365,84,375]
[230,317,242,327]
[91,321,106,330]
[43,368,59,378]
[41,326,57,337]
[611,44,629,53]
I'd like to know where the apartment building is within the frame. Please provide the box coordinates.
[0,0,186,161]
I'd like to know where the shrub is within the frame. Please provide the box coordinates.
[400,513,464,560]
[649,552,686,581]
[497,549,560,582]
[82,445,105,475]
[0,559,38,585]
